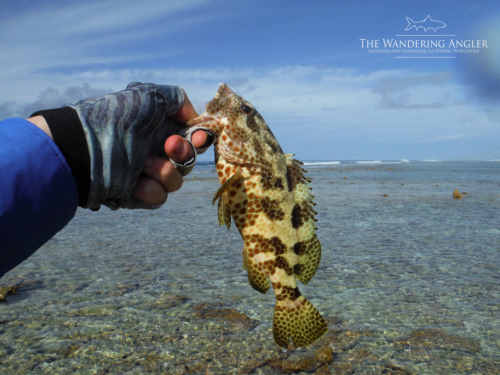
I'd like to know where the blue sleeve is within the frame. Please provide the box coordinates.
[0,118,78,278]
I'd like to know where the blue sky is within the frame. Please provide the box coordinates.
[1,0,499,160]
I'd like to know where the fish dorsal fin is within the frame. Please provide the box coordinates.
[212,168,242,205]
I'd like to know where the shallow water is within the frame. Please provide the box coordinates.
[1,161,499,374]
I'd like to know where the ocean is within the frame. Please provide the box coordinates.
[1,160,499,374]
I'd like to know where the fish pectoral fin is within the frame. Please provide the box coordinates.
[223,194,231,229]
[273,295,328,348]
[217,193,231,229]
[212,168,242,205]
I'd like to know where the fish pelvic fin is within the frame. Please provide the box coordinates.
[212,168,242,205]
[273,294,328,348]
[405,17,416,31]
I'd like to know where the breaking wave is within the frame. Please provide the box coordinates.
[303,161,341,165]
[357,160,383,164]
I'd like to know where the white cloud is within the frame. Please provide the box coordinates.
[0,0,214,79]
[1,65,498,160]
[424,134,467,142]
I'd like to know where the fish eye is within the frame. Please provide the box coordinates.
[241,103,255,116]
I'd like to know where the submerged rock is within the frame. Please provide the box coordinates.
[193,302,258,331]
[381,363,414,374]
[269,346,333,373]
[394,329,481,354]
[453,189,463,199]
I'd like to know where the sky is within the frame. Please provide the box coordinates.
[1,0,499,161]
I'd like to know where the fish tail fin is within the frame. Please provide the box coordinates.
[405,17,415,31]
[273,293,328,348]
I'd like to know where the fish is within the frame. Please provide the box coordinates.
[405,15,447,32]
[187,83,327,348]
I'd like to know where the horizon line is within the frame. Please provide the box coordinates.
[395,35,456,37]
[395,57,456,58]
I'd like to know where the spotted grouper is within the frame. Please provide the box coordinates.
[187,84,327,348]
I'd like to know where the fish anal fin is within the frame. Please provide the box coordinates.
[212,167,242,205]
[273,295,328,348]
[294,235,322,284]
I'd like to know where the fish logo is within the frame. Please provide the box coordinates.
[405,15,447,32]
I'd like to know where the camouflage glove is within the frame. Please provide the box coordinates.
[67,82,204,210]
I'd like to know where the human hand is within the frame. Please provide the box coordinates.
[132,95,209,206]
[31,82,215,211]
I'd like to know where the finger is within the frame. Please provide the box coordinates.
[171,89,198,122]
[191,129,209,149]
[164,135,194,164]
[141,155,184,193]
[132,176,168,206]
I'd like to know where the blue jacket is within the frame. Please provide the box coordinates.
[0,118,78,278]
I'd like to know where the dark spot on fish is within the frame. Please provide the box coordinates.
[291,204,303,228]
[293,287,301,299]
[275,256,293,275]
[294,264,304,275]
[270,236,287,256]
[293,242,303,255]
[246,116,260,133]
[265,138,279,153]
[261,197,285,221]
[261,170,284,190]
[286,167,293,192]
[274,178,284,190]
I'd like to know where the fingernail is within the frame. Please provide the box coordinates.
[173,140,184,157]
[145,156,154,168]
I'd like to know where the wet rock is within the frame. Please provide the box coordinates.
[453,189,463,199]
[193,302,258,331]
